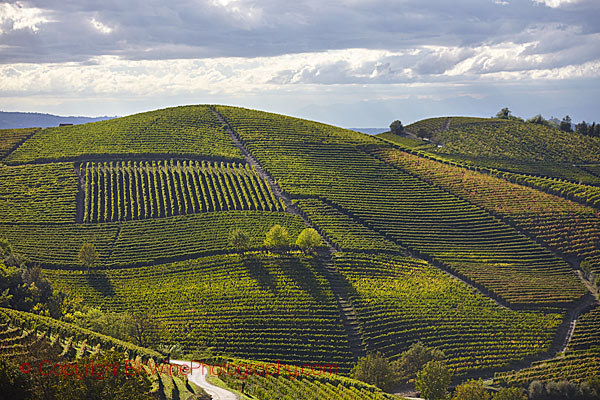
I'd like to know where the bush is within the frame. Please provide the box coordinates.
[451,380,490,400]
[350,352,398,391]
[295,228,323,253]
[264,225,290,251]
[416,360,451,400]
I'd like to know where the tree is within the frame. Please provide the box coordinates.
[528,380,546,400]
[393,341,445,382]
[295,228,323,253]
[351,353,398,391]
[390,120,404,135]
[527,114,549,126]
[131,310,166,348]
[451,380,490,400]
[496,108,512,119]
[560,115,573,132]
[78,243,99,271]
[264,225,290,251]
[492,387,527,400]
[575,121,589,136]
[229,229,250,253]
[416,360,452,400]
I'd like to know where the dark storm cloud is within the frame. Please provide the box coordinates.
[0,0,598,65]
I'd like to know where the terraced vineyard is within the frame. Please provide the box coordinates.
[0,308,208,399]
[5,105,243,164]
[217,358,396,400]
[395,117,600,184]
[42,253,356,371]
[0,127,39,157]
[0,211,304,267]
[0,162,78,223]
[370,146,600,272]
[216,106,586,309]
[495,307,600,384]
[82,160,282,223]
[333,253,562,376]
[1,104,598,396]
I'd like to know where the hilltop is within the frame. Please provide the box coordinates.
[0,105,599,399]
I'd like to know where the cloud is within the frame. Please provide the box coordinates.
[533,0,581,8]
[0,0,598,64]
[0,2,51,35]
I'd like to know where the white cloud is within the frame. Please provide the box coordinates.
[90,18,112,34]
[532,0,581,8]
[0,2,51,34]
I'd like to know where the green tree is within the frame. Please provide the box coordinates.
[229,228,251,253]
[131,309,166,348]
[295,228,323,253]
[526,114,549,126]
[390,120,404,135]
[393,341,445,382]
[416,360,452,400]
[351,352,398,391]
[264,224,290,251]
[78,243,99,271]
[492,387,527,400]
[496,107,512,119]
[451,380,490,400]
[560,115,573,132]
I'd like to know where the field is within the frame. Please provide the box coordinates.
[0,104,598,398]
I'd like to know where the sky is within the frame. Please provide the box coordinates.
[0,0,599,127]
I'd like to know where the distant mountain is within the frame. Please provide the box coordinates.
[0,111,117,129]
[348,128,387,135]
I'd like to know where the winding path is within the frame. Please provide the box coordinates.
[170,360,238,400]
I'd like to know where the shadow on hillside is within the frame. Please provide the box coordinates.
[85,271,115,297]
[243,255,277,294]
[286,256,330,303]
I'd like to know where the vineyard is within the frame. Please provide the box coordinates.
[370,146,600,273]
[0,308,209,399]
[216,106,586,309]
[5,105,243,164]
[0,162,78,223]
[397,118,600,184]
[81,159,283,223]
[0,128,39,158]
[217,357,396,400]
[333,253,562,376]
[494,307,600,384]
[0,211,305,267]
[42,253,357,371]
[0,104,598,395]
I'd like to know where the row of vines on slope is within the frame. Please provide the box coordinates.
[82,160,283,223]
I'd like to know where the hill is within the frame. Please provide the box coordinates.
[0,104,598,398]
[0,111,116,129]
[380,116,600,185]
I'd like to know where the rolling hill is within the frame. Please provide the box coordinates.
[1,105,598,399]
